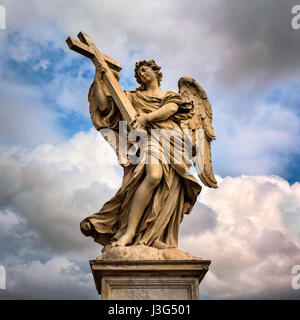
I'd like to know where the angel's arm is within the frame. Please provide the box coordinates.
[146,103,178,122]
[134,103,178,128]
[92,71,111,114]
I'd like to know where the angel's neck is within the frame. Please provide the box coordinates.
[144,79,160,91]
[142,87,166,99]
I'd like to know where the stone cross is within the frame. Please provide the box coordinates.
[66,32,137,124]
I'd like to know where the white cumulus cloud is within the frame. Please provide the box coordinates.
[180,175,300,299]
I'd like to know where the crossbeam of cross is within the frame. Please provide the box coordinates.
[66,32,137,124]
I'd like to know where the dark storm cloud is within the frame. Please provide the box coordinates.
[179,202,217,236]
[176,0,300,92]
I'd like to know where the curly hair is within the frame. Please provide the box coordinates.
[134,59,163,90]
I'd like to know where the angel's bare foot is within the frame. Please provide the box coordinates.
[111,233,134,247]
[152,239,176,249]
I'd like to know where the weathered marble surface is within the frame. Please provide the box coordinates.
[90,259,210,300]
[98,244,202,260]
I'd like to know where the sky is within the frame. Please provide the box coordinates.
[0,0,300,299]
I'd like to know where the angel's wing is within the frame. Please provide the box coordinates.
[178,77,218,189]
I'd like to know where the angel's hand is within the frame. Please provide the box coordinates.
[132,113,149,129]
[95,65,107,82]
[95,65,120,83]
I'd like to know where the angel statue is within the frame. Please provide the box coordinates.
[67,33,217,258]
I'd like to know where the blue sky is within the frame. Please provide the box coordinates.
[0,0,300,299]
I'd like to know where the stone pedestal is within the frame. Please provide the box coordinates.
[90,259,211,300]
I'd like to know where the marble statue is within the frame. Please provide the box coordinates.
[66,32,217,260]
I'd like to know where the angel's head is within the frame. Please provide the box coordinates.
[134,60,163,90]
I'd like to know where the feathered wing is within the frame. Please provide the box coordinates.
[178,77,218,188]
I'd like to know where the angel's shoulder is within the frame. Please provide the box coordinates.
[162,90,183,100]
[125,90,137,95]
[165,90,179,96]
[124,90,137,101]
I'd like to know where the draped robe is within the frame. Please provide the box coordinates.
[80,84,202,248]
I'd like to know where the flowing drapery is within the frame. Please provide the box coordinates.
[81,87,202,247]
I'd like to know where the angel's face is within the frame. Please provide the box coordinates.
[138,66,157,85]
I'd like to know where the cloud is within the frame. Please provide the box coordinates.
[0,130,121,262]
[0,129,298,299]
[180,174,300,299]
[199,0,300,92]
[0,209,23,232]
[0,79,64,147]
[48,62,93,116]
[0,130,121,299]
[180,202,218,236]
[7,37,37,62]
[3,0,300,94]
[0,257,97,299]
[32,59,50,71]
[213,102,300,177]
